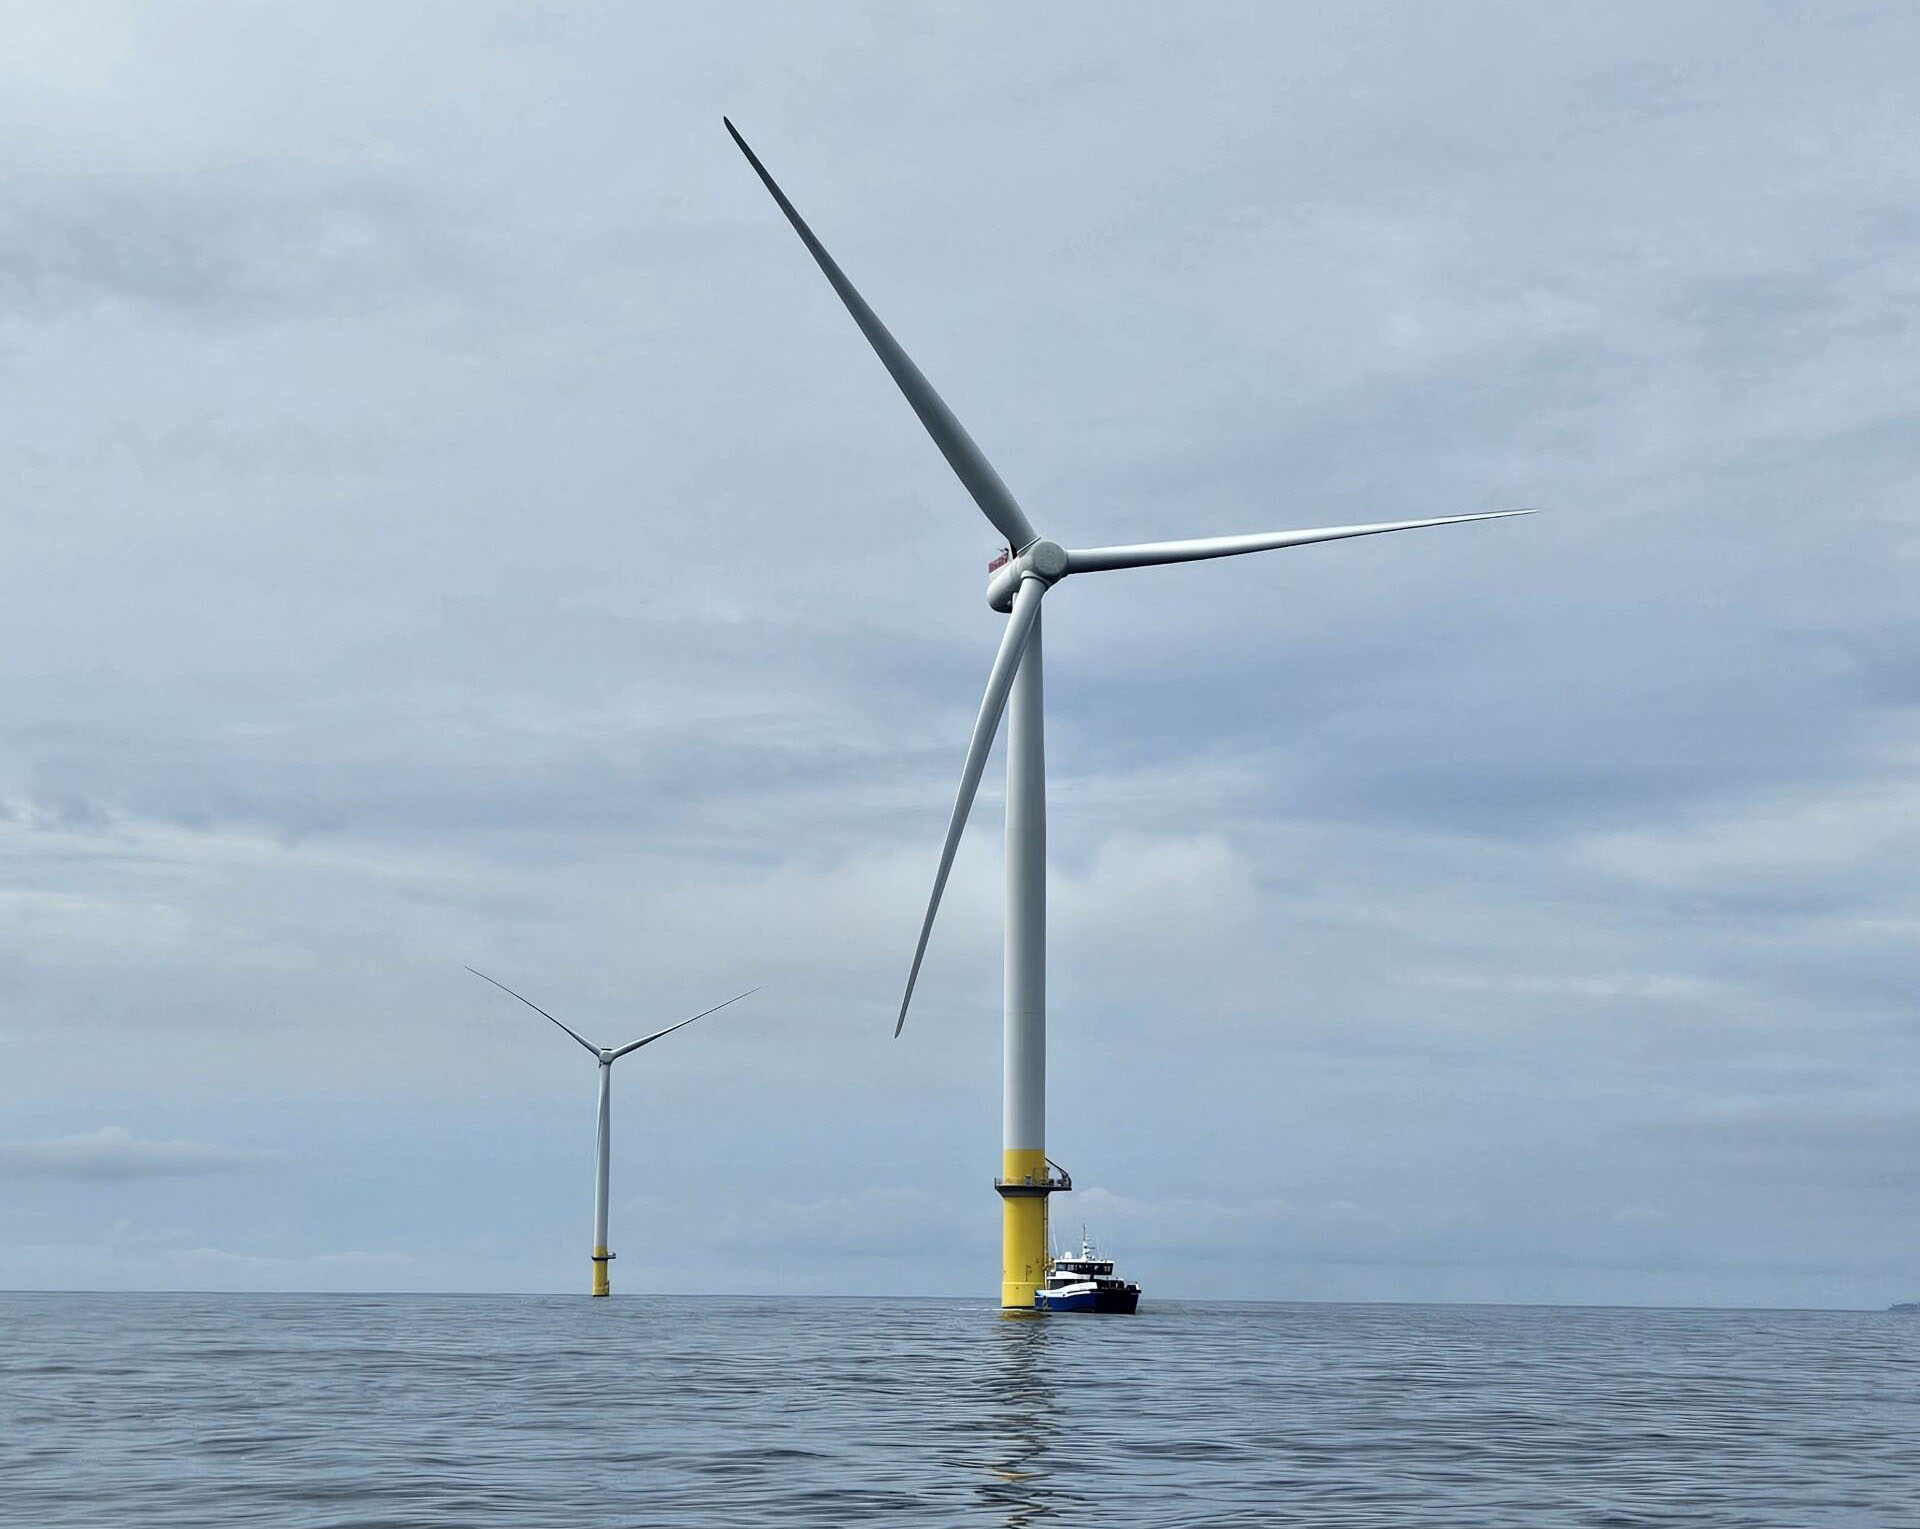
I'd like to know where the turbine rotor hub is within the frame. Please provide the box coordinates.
[986,538,1068,611]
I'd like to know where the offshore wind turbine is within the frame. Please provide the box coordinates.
[469,967,756,1297]
[726,119,1530,1309]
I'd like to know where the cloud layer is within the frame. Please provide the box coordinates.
[1,2,1916,1304]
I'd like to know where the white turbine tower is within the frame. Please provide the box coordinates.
[469,967,757,1297]
[727,120,1531,1309]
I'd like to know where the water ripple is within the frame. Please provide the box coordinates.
[2,1295,1917,1525]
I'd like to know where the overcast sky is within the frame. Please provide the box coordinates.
[2,2,1916,1305]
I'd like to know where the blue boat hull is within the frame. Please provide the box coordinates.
[1033,1286,1140,1315]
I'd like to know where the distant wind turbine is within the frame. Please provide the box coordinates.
[468,967,757,1297]
[727,118,1532,1309]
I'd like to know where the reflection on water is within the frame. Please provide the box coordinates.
[979,1313,1063,1526]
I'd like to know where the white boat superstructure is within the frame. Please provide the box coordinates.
[1034,1234,1141,1314]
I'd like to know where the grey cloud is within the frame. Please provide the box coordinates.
[0,173,483,326]
[0,1127,287,1180]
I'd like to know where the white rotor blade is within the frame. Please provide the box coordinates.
[1065,509,1533,575]
[466,967,601,1056]
[725,117,1039,553]
[898,575,1047,1037]
[609,987,761,1061]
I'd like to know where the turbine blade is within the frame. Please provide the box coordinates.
[466,967,601,1056]
[1065,509,1534,575]
[897,574,1047,1037]
[609,987,761,1060]
[724,117,1039,552]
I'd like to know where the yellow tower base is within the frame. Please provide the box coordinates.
[997,1148,1060,1309]
[591,1248,611,1297]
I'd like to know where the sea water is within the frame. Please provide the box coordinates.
[3,1293,1915,1526]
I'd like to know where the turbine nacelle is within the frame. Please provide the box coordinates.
[987,539,1069,611]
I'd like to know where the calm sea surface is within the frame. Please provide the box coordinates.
[3,1294,1916,1526]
